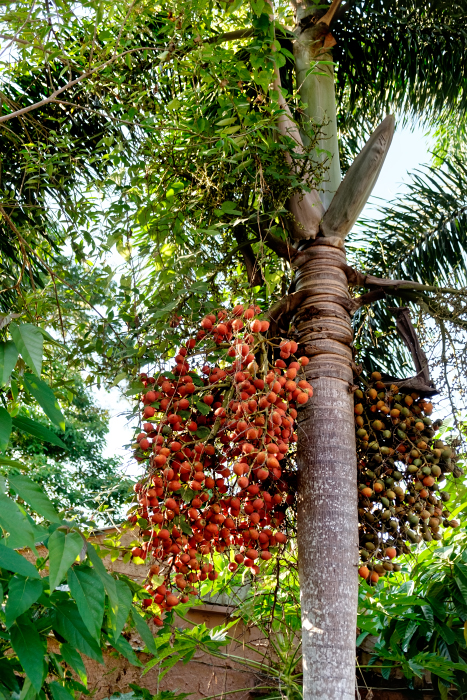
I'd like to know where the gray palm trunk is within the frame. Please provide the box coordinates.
[277,2,395,696]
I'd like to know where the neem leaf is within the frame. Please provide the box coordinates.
[0,341,19,385]
[59,643,87,685]
[48,530,83,590]
[0,543,40,578]
[9,474,60,523]
[0,492,40,550]
[67,566,105,641]
[49,681,75,700]
[131,608,159,656]
[108,579,132,642]
[23,374,65,431]
[52,601,103,664]
[86,543,119,615]
[10,618,46,692]
[12,416,66,449]
[5,576,43,628]
[9,324,43,377]
[0,407,12,452]
[0,456,24,469]
[106,632,143,666]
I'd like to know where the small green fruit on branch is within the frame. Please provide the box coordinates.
[355,371,462,585]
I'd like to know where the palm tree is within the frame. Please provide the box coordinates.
[2,0,467,696]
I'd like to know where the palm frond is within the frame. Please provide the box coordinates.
[347,155,467,379]
[348,156,467,285]
[335,0,467,162]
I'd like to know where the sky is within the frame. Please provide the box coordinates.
[97,122,434,464]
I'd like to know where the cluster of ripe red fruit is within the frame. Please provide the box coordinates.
[127,304,313,625]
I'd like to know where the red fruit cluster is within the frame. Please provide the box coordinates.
[126,304,313,624]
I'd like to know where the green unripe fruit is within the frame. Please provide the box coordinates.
[413,459,422,467]
[440,492,450,502]
[397,429,407,440]
[441,449,452,460]
[431,465,442,477]
[382,430,392,439]
[357,428,368,438]
[408,464,418,473]
[422,466,432,476]
[381,497,390,507]
[393,470,402,480]
[368,441,379,451]
[386,490,396,500]
[381,509,391,520]
[355,389,364,399]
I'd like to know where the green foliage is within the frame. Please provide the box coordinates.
[335,1,467,168]
[358,531,467,694]
[0,486,161,698]
[348,156,467,386]
[4,362,132,523]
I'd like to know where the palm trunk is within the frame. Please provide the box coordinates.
[267,4,393,695]
[289,4,358,697]
[293,2,342,208]
[294,243,358,700]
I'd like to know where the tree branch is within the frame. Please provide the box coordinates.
[343,264,461,295]
[266,290,310,338]
[318,0,343,28]
[389,306,431,384]
[206,28,255,44]
[377,306,438,395]
[0,46,161,125]
[259,226,298,263]
[233,227,264,287]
